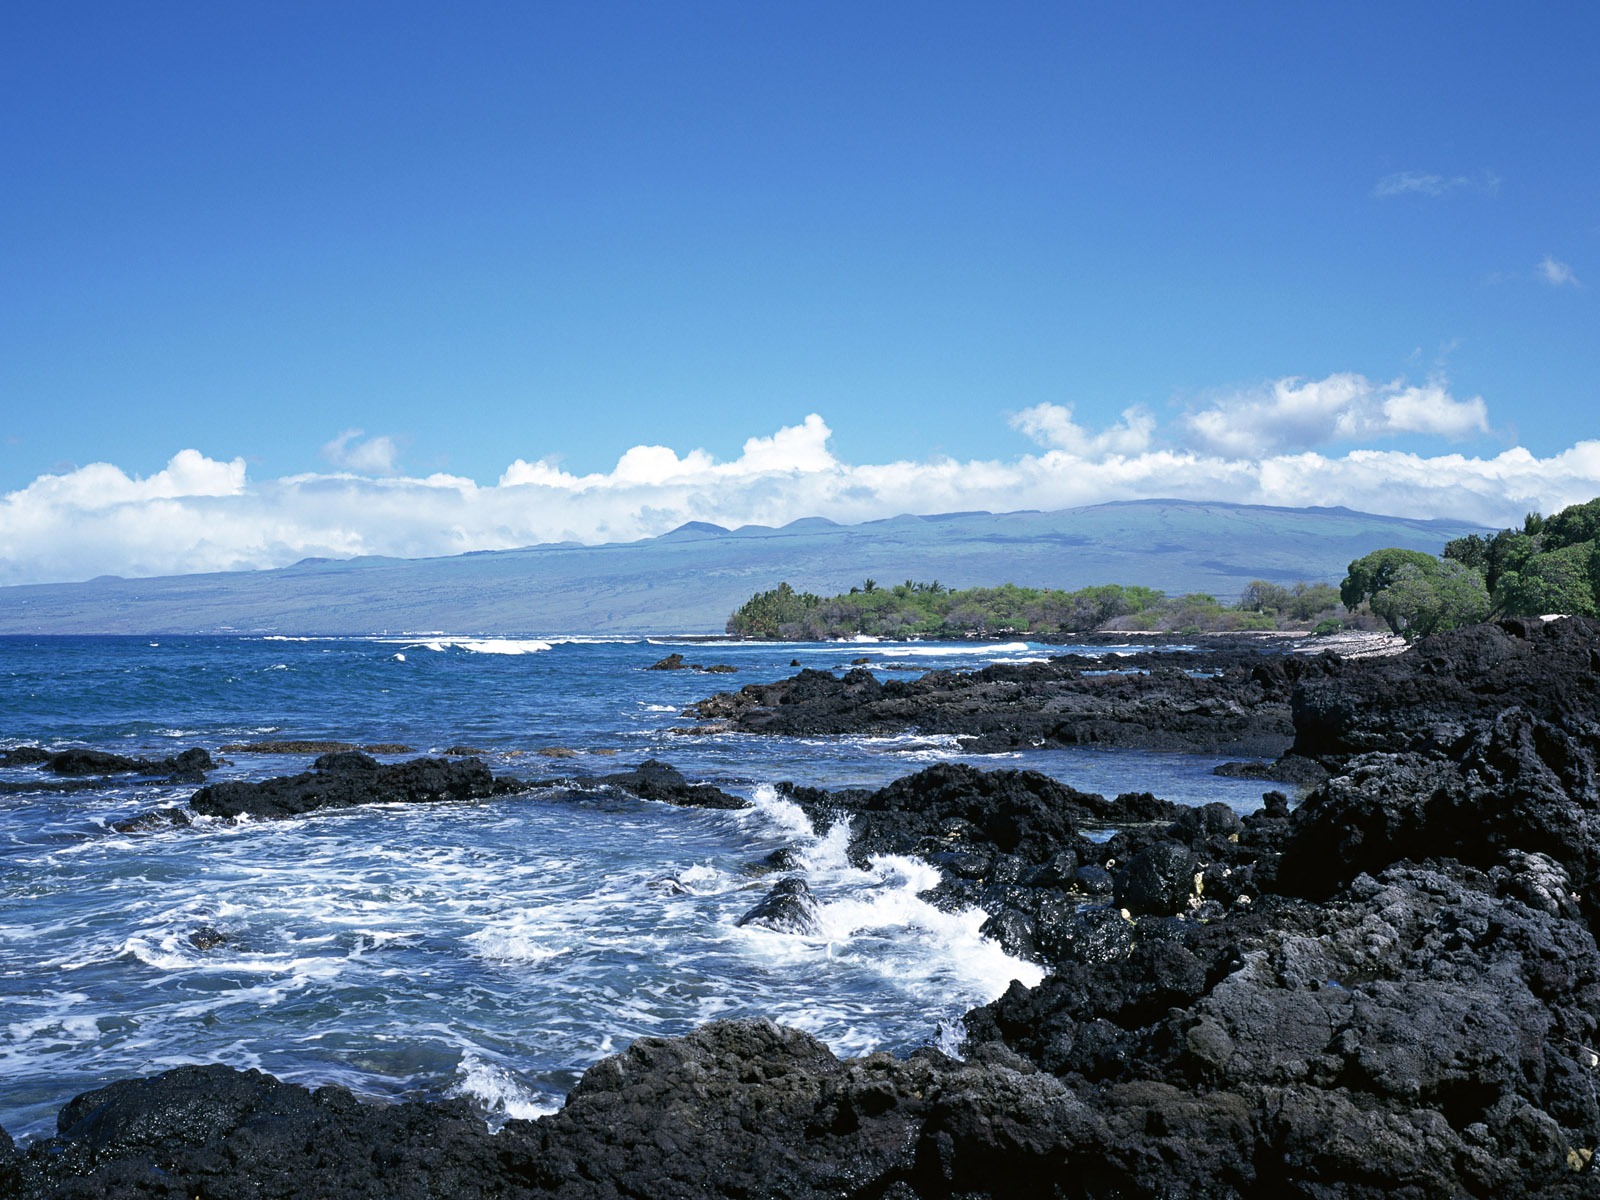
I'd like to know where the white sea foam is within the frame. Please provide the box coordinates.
[875,642,1031,657]
[408,638,553,655]
[673,863,733,893]
[463,924,568,964]
[744,784,818,839]
[450,1054,562,1127]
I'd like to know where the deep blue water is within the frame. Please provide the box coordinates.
[0,635,1277,1141]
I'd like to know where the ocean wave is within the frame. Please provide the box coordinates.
[449,1054,562,1127]
[872,642,1031,657]
[407,639,554,655]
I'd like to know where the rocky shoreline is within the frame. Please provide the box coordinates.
[679,644,1312,757]
[6,618,1600,1197]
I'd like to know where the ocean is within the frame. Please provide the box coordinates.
[0,634,1274,1142]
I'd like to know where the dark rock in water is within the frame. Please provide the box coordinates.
[110,806,192,833]
[1114,840,1198,915]
[685,647,1302,756]
[978,906,1038,958]
[780,762,1180,872]
[189,753,505,820]
[312,749,381,773]
[646,653,735,674]
[188,926,227,950]
[16,619,1600,1199]
[1,745,214,781]
[749,847,803,874]
[1213,754,1328,787]
[8,1063,520,1199]
[596,759,747,810]
[736,877,824,935]
[219,739,414,754]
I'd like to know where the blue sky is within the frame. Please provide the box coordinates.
[2,2,1597,584]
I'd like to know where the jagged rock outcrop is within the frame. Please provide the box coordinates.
[9,620,1600,1197]
[0,746,214,793]
[594,759,747,809]
[736,877,824,934]
[188,751,511,820]
[683,651,1308,756]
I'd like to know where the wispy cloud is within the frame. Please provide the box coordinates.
[322,429,401,474]
[1,383,1593,588]
[1372,169,1500,199]
[1538,255,1581,287]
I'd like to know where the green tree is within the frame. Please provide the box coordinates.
[1238,580,1293,614]
[1446,528,1538,595]
[725,582,823,637]
[1341,548,1441,612]
[1287,582,1341,621]
[1541,498,1600,552]
[1361,558,1490,638]
[1495,542,1598,617]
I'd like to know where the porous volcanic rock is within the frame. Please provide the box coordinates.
[188,751,511,820]
[11,619,1600,1198]
[735,877,824,934]
[0,746,215,793]
[683,650,1309,756]
[595,759,747,809]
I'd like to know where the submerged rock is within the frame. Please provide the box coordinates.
[595,759,747,809]
[735,877,823,935]
[188,926,228,951]
[0,745,214,782]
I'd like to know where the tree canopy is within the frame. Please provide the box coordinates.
[1349,493,1600,637]
[727,577,1344,639]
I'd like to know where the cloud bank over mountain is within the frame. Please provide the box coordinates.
[3,374,1596,587]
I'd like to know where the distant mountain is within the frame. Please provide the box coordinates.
[0,500,1489,636]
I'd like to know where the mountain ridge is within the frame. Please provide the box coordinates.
[0,500,1488,635]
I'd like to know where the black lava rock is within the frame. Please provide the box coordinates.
[735,877,824,935]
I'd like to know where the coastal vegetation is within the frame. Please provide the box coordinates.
[1342,495,1600,638]
[725,578,1343,639]
[726,496,1600,642]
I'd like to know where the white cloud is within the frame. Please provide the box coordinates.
[1009,404,1155,458]
[323,429,401,473]
[4,449,246,513]
[498,412,836,489]
[2,391,1595,588]
[1179,373,1489,457]
[1539,256,1581,287]
[1372,169,1500,199]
